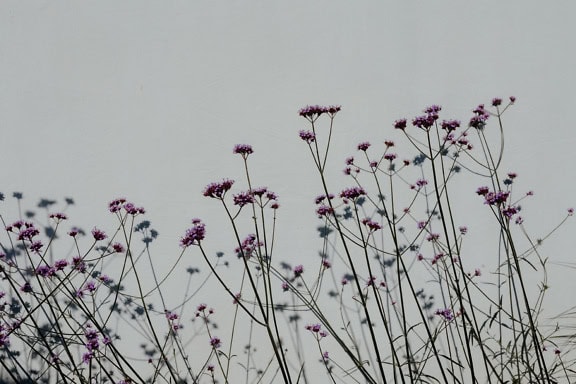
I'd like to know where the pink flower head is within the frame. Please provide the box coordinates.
[299,130,316,143]
[233,144,254,157]
[180,219,206,247]
[293,264,304,277]
[203,179,234,199]
[357,142,371,151]
[394,119,407,130]
[340,187,366,201]
[91,228,107,241]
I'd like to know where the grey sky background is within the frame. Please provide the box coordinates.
[1,1,576,379]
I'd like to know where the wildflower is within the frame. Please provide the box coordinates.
[203,179,234,199]
[298,105,340,119]
[233,191,254,207]
[124,202,145,215]
[108,198,126,213]
[72,256,87,273]
[441,119,460,132]
[299,130,316,143]
[282,281,289,292]
[112,242,125,253]
[235,234,261,258]
[35,265,55,277]
[29,240,43,253]
[49,213,67,221]
[180,219,206,247]
[384,140,394,147]
[210,336,221,349]
[384,153,397,161]
[435,308,454,321]
[357,142,371,151]
[233,144,254,157]
[476,186,489,196]
[68,228,80,237]
[294,265,304,277]
[394,119,407,130]
[316,205,334,217]
[345,156,354,165]
[509,96,516,103]
[54,259,68,271]
[469,104,490,129]
[426,233,440,242]
[361,218,381,231]
[515,216,524,225]
[484,191,510,205]
[502,205,518,218]
[322,259,331,269]
[459,226,468,235]
[340,187,366,200]
[492,98,502,107]
[315,194,334,204]
[568,208,574,216]
[91,228,107,241]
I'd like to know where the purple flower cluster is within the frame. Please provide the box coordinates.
[357,142,371,151]
[435,308,454,322]
[469,104,490,129]
[441,119,460,132]
[305,323,328,339]
[82,324,109,365]
[7,221,40,241]
[109,198,145,215]
[233,191,255,207]
[233,144,254,157]
[299,130,316,143]
[412,105,441,130]
[293,264,304,278]
[361,218,382,231]
[235,234,262,259]
[203,179,234,199]
[340,187,366,201]
[180,219,206,247]
[91,228,107,241]
[165,310,183,333]
[298,105,341,118]
[394,118,407,130]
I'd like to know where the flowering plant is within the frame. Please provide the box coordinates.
[0,98,573,383]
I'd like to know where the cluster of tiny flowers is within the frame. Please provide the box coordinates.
[235,234,262,258]
[6,221,40,241]
[233,191,254,207]
[91,228,107,241]
[250,187,279,209]
[357,142,371,151]
[293,264,304,278]
[165,310,183,333]
[76,281,98,298]
[49,212,67,222]
[210,336,221,349]
[435,308,454,322]
[72,256,87,273]
[384,153,397,161]
[441,119,460,132]
[315,194,335,204]
[361,218,382,231]
[412,105,441,130]
[233,144,254,157]
[180,219,206,247]
[298,105,341,119]
[469,104,490,129]
[82,324,110,364]
[411,178,428,190]
[305,323,329,339]
[316,205,334,218]
[431,253,445,265]
[299,130,316,143]
[426,233,440,242]
[340,186,366,201]
[477,187,510,206]
[394,118,407,130]
[203,179,235,199]
[195,303,214,321]
[108,198,145,215]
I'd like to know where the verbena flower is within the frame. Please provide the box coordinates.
[203,179,234,199]
[233,144,254,157]
[180,219,206,247]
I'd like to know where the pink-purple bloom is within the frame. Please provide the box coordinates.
[203,179,234,199]
[233,144,254,157]
[180,219,206,247]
